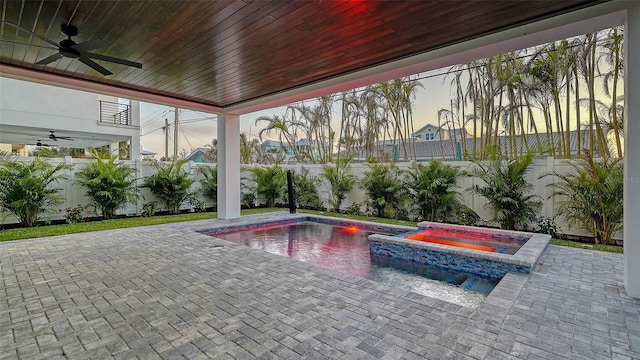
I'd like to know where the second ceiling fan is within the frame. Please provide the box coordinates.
[48,131,73,141]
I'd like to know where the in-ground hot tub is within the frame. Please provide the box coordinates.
[368,221,551,280]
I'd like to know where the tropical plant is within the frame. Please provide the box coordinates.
[546,153,623,244]
[74,150,140,219]
[360,162,405,218]
[198,165,217,209]
[241,188,256,209]
[321,157,356,213]
[141,160,195,214]
[0,156,70,227]
[469,152,542,230]
[141,201,159,217]
[293,168,322,210]
[63,205,86,224]
[189,197,206,213]
[405,160,464,222]
[249,165,285,207]
[205,139,218,162]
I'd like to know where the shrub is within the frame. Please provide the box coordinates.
[547,153,623,244]
[241,189,256,209]
[360,162,405,218]
[469,152,542,230]
[535,216,560,238]
[141,160,195,214]
[0,156,70,227]
[293,168,322,210]
[189,197,206,213]
[141,201,159,217]
[344,202,364,215]
[249,165,285,207]
[321,157,356,213]
[63,205,85,224]
[198,165,217,210]
[74,150,140,219]
[405,161,464,222]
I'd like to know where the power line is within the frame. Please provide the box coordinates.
[181,128,195,150]
[181,128,210,144]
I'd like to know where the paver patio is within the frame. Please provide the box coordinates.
[1,213,639,359]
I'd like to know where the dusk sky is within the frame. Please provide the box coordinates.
[138,67,454,157]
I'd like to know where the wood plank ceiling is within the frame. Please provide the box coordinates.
[0,0,606,109]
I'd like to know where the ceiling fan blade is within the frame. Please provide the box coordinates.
[78,56,113,76]
[56,137,74,141]
[72,39,109,52]
[35,52,63,65]
[0,39,58,50]
[2,21,60,48]
[85,52,142,69]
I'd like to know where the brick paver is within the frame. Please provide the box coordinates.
[1,213,638,359]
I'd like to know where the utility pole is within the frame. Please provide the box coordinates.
[164,118,169,160]
[173,107,179,160]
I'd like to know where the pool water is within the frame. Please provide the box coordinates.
[211,221,498,307]
[404,228,524,254]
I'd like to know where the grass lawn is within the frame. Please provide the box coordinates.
[0,207,624,254]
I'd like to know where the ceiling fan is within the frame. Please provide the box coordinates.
[48,131,73,141]
[32,140,52,147]
[1,21,142,76]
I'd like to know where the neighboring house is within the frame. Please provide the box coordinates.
[186,147,211,163]
[352,130,597,161]
[413,123,467,141]
[0,143,27,156]
[0,77,141,159]
[140,149,157,161]
[262,140,294,156]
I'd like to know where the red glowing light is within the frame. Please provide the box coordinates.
[345,226,360,233]
[405,232,497,252]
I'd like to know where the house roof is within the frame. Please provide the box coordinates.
[413,124,442,134]
[359,130,599,160]
[0,1,611,112]
[186,147,209,160]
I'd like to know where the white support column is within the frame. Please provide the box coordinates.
[624,5,640,298]
[110,142,120,157]
[130,100,141,160]
[129,136,141,160]
[217,112,241,219]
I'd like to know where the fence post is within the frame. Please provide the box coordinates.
[544,156,555,218]
[135,159,142,215]
[64,156,74,212]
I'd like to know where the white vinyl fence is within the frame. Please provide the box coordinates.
[1,156,611,240]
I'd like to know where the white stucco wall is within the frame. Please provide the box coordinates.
[0,77,140,142]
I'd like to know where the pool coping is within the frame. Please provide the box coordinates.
[200,212,417,237]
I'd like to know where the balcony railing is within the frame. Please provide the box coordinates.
[99,100,131,126]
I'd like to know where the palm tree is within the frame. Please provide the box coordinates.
[547,151,623,244]
[205,139,217,162]
[469,152,542,230]
[0,156,70,227]
[321,157,356,213]
[75,150,140,219]
[405,161,464,222]
[249,165,285,207]
[599,26,624,157]
[360,162,405,218]
[141,160,195,214]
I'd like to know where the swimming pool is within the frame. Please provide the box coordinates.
[206,220,496,307]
